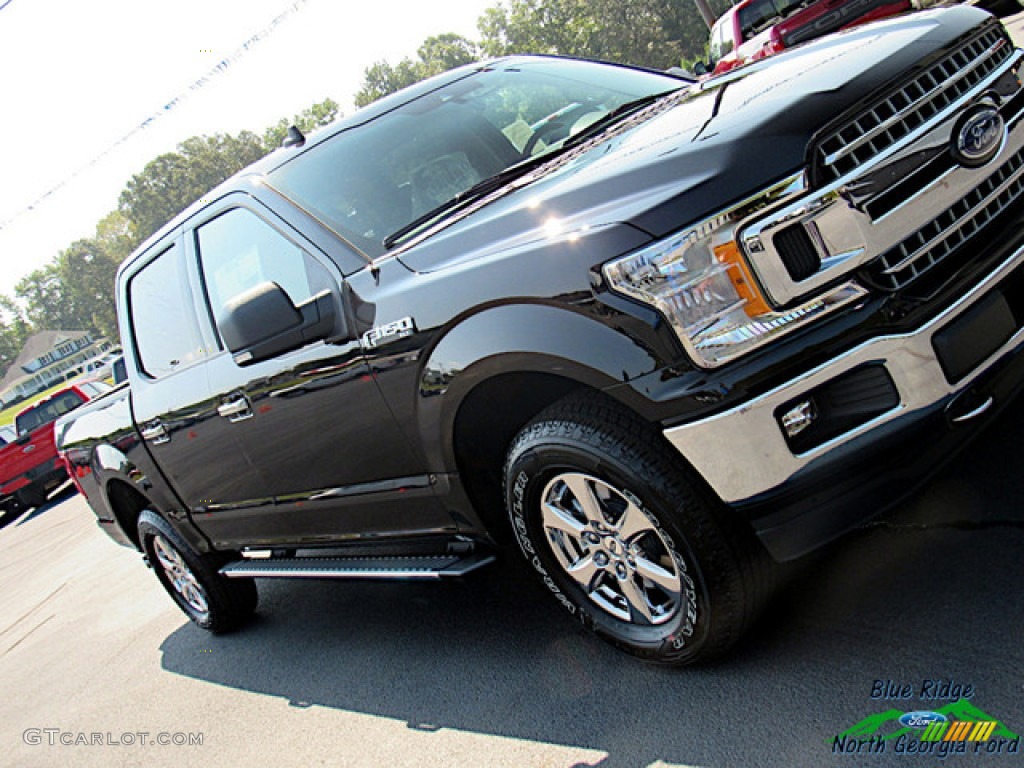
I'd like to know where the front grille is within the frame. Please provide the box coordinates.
[868,146,1024,290]
[814,25,1012,184]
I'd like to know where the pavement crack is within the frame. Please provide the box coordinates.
[0,581,66,638]
[2,614,55,656]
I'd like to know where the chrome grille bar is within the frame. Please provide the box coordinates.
[816,25,1012,183]
[872,147,1024,289]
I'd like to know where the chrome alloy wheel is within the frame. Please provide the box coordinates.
[540,472,683,625]
[152,534,210,617]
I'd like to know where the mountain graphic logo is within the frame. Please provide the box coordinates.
[836,699,1019,744]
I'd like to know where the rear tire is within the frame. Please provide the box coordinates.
[16,484,47,510]
[504,394,773,665]
[138,510,257,632]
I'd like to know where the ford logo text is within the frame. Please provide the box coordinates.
[951,104,1005,168]
[899,711,948,729]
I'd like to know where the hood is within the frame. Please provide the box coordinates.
[400,7,992,274]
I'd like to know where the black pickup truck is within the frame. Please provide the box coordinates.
[57,7,1024,664]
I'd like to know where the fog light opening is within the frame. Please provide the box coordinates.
[780,399,817,438]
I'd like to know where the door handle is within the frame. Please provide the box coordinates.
[141,422,169,445]
[218,396,253,423]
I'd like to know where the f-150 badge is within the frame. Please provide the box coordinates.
[362,316,416,349]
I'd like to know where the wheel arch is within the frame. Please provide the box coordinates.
[414,302,668,539]
[418,302,665,456]
[103,478,152,550]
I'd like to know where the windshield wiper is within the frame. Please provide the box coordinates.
[383,153,553,250]
[558,89,681,149]
[383,89,681,250]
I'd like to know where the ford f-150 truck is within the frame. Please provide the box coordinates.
[57,7,1024,664]
[1,380,110,513]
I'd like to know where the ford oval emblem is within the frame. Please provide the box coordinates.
[899,711,948,729]
[951,104,1005,168]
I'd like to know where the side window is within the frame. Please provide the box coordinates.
[196,208,332,333]
[129,242,209,378]
[709,18,734,65]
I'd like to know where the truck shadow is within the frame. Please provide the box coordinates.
[158,399,1024,768]
[0,484,77,531]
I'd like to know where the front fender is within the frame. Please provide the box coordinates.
[417,302,667,469]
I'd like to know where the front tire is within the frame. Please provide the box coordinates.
[138,510,257,632]
[504,394,773,665]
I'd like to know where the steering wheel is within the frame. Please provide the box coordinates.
[522,104,603,158]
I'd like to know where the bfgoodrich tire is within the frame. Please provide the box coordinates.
[504,394,773,665]
[138,510,257,632]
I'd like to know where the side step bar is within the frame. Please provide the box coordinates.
[220,552,495,580]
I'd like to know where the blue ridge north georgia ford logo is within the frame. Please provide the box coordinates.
[951,104,1006,168]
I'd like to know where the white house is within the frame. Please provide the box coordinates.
[0,330,113,407]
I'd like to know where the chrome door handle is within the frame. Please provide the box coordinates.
[950,395,994,423]
[218,396,253,422]
[141,423,169,445]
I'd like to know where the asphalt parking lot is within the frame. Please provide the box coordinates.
[2,401,1022,768]
[3,14,1024,768]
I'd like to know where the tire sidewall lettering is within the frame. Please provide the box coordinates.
[511,468,578,617]
[620,487,699,649]
[510,462,699,646]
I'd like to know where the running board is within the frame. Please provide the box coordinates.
[219,553,495,580]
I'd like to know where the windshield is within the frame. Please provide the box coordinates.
[268,59,683,259]
[15,390,86,435]
[738,0,813,40]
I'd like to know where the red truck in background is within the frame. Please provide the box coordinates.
[708,0,913,75]
[0,380,110,514]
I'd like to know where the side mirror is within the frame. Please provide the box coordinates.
[693,61,709,77]
[219,281,339,365]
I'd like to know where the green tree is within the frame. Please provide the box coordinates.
[13,240,120,340]
[0,297,29,376]
[417,32,480,72]
[15,265,77,334]
[94,210,136,264]
[262,97,341,150]
[478,0,730,69]
[117,130,267,244]
[54,241,120,341]
[354,34,479,107]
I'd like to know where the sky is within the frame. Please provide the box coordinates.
[0,0,497,299]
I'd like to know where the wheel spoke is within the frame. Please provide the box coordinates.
[541,501,587,540]
[615,500,651,545]
[537,471,687,627]
[562,474,606,526]
[153,538,179,571]
[152,535,209,617]
[634,555,681,595]
[183,583,209,614]
[566,554,602,593]
[618,576,657,624]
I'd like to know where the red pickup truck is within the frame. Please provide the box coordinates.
[708,0,912,75]
[0,380,110,513]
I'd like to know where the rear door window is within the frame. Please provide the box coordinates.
[128,242,210,378]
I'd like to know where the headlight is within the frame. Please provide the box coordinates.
[602,179,867,367]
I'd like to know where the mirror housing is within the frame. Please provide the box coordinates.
[693,61,709,77]
[220,281,339,365]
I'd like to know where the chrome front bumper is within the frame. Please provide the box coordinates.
[663,242,1024,506]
